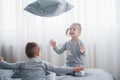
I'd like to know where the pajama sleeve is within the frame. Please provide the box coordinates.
[0,60,23,70]
[53,43,66,54]
[44,61,73,73]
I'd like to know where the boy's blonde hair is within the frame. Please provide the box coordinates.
[66,23,82,36]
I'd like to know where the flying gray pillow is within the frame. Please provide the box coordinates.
[24,0,73,17]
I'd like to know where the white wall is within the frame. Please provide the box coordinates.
[116,0,120,80]
[0,0,119,79]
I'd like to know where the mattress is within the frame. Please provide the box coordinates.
[56,69,115,80]
[0,68,115,80]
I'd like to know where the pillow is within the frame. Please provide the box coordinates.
[0,69,13,78]
[11,70,21,78]
[46,71,55,80]
[24,0,73,17]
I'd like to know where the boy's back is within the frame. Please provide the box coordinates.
[0,57,73,80]
[21,58,47,80]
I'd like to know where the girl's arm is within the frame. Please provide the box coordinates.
[49,39,66,54]
[0,57,23,70]
[53,43,66,54]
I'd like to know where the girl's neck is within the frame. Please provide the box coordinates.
[71,37,78,44]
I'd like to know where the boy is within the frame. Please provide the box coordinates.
[0,42,84,80]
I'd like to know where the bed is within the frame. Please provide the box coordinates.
[56,68,115,80]
[0,68,115,80]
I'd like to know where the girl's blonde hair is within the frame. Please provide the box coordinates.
[66,23,82,36]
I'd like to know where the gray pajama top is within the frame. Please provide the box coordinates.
[0,58,72,80]
[53,39,86,67]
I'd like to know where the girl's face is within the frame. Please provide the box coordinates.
[69,25,80,38]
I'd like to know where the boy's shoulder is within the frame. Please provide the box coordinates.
[25,58,48,66]
[26,58,43,63]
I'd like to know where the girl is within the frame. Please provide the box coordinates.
[49,23,86,76]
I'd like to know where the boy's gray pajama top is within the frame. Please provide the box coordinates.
[0,58,73,80]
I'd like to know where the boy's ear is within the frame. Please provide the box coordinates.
[34,51,40,57]
[38,51,40,55]
[37,49,40,55]
[38,52,41,57]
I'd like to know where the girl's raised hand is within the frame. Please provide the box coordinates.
[80,46,85,53]
[49,39,56,48]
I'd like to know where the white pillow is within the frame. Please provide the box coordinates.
[24,0,73,17]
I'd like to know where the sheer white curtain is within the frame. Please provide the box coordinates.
[0,0,119,80]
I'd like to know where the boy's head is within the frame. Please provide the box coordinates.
[25,42,40,58]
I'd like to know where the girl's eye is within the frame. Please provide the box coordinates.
[73,29,76,31]
[69,28,76,31]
